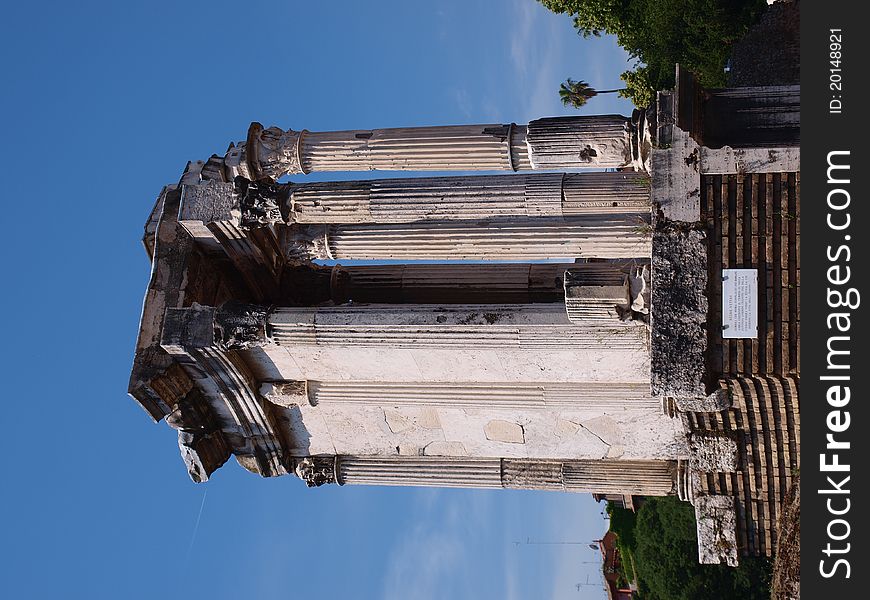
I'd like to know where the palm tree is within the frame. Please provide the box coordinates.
[559,79,624,109]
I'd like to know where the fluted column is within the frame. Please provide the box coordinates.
[337,457,504,488]
[263,380,655,411]
[526,115,635,170]
[234,122,528,180]
[281,172,649,224]
[281,218,651,262]
[231,115,640,180]
[329,261,637,304]
[296,455,676,495]
[559,460,676,495]
[267,304,647,350]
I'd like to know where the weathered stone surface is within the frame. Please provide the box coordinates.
[161,304,216,350]
[700,145,801,174]
[238,121,530,176]
[177,430,231,483]
[563,276,629,322]
[214,301,269,350]
[651,219,708,399]
[501,459,563,489]
[167,389,232,483]
[422,441,468,456]
[178,181,237,223]
[694,495,739,566]
[526,115,634,170]
[234,176,288,228]
[484,420,525,444]
[282,171,649,225]
[417,407,442,430]
[554,419,580,437]
[129,187,195,420]
[689,433,738,472]
[280,224,333,262]
[650,131,702,222]
[383,409,413,434]
[674,388,732,412]
[259,381,308,407]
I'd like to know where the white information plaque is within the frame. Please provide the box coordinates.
[722,269,758,339]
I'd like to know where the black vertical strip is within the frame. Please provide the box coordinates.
[803,2,868,594]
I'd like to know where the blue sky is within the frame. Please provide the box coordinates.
[1,2,636,598]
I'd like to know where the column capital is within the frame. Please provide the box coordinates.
[214,301,270,350]
[294,456,339,487]
[245,122,308,180]
[283,224,333,262]
[234,176,289,228]
[161,302,272,351]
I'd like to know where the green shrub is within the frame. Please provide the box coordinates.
[632,497,771,600]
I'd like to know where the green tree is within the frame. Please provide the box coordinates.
[540,0,767,107]
[559,78,624,109]
[632,497,771,600]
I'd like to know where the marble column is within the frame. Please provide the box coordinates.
[282,218,651,262]
[267,304,647,350]
[279,172,649,224]
[295,455,676,495]
[329,261,637,304]
[231,115,639,181]
[525,115,635,170]
[262,380,655,411]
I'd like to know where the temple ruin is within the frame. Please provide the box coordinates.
[129,67,800,566]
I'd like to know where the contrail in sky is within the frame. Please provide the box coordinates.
[185,490,208,563]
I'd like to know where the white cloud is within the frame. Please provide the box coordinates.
[504,0,636,121]
[545,496,609,600]
[509,0,537,79]
[380,489,494,600]
[505,0,570,121]
[452,87,474,120]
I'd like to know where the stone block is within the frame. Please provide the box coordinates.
[484,420,525,444]
[694,495,739,567]
[689,433,739,472]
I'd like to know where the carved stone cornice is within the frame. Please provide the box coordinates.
[129,187,195,421]
[165,389,232,483]
[161,304,288,481]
